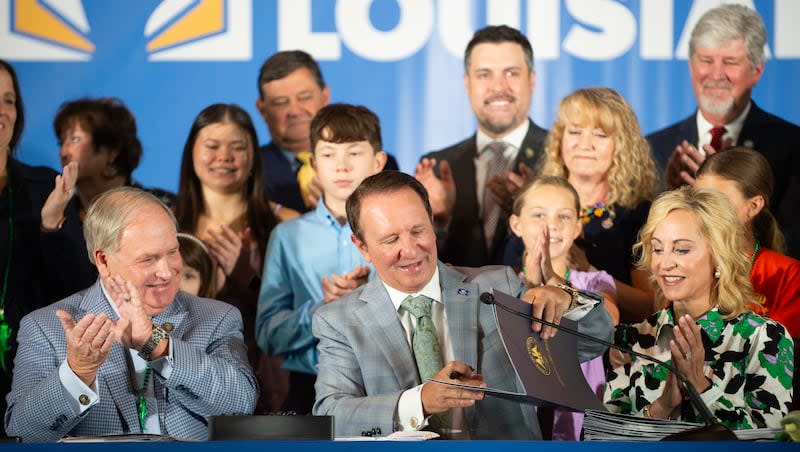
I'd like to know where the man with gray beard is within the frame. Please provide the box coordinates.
[647,4,800,259]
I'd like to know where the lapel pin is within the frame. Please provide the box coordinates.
[525,147,534,159]
[457,288,470,296]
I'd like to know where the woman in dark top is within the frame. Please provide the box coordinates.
[0,59,57,437]
[506,88,659,322]
[39,98,175,301]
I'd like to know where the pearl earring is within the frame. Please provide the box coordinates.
[714,267,721,279]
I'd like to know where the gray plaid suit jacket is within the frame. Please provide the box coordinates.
[5,281,257,442]
[312,263,612,439]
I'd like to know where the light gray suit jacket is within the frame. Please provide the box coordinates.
[5,281,258,442]
[312,263,612,439]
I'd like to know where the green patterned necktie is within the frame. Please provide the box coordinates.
[401,294,443,381]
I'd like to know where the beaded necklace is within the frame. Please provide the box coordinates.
[0,171,13,374]
[581,202,616,229]
[135,363,152,432]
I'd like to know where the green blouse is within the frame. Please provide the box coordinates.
[604,306,794,429]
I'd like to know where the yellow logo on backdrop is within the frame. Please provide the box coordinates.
[144,0,251,61]
[0,0,94,61]
[0,0,251,62]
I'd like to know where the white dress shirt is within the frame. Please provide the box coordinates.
[381,268,457,431]
[696,102,750,154]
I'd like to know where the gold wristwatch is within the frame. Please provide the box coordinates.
[554,283,580,311]
[138,325,169,361]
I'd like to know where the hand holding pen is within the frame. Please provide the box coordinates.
[421,361,485,416]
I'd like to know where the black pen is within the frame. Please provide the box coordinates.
[448,365,475,380]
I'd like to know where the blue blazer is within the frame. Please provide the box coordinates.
[647,102,800,258]
[5,282,258,442]
[311,263,612,439]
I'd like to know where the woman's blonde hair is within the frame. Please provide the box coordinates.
[633,186,753,319]
[542,87,659,209]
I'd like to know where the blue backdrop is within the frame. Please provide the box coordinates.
[5,0,799,192]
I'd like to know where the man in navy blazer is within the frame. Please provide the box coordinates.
[417,26,548,267]
[647,4,800,258]
[312,172,612,439]
[5,188,257,442]
[256,51,398,215]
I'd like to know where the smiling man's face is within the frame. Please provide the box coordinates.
[353,187,437,294]
[464,41,535,139]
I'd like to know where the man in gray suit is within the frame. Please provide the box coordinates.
[5,187,257,442]
[312,172,612,439]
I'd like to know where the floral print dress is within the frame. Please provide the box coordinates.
[604,306,793,429]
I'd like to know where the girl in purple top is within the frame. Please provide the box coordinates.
[509,175,617,440]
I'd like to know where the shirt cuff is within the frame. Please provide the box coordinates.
[397,384,429,431]
[150,338,174,379]
[563,292,601,321]
[59,360,99,414]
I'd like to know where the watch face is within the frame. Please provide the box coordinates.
[140,327,169,360]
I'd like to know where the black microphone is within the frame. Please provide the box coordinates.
[480,291,737,441]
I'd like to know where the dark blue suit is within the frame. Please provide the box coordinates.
[422,119,548,267]
[647,103,800,259]
[260,142,400,214]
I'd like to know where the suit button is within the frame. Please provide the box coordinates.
[79,394,90,405]
[410,417,419,428]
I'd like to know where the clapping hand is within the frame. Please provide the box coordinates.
[415,158,455,226]
[322,265,370,303]
[106,275,153,350]
[521,223,560,287]
[41,161,78,229]
[665,138,732,188]
[669,314,709,393]
[487,162,534,214]
[55,308,114,386]
[649,315,710,419]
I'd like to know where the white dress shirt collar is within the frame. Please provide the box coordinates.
[384,267,442,311]
[696,102,750,150]
[476,120,530,158]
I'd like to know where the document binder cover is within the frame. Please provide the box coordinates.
[432,290,606,412]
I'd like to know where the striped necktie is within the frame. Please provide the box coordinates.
[483,141,508,248]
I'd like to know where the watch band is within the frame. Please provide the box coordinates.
[138,325,169,361]
[554,283,579,311]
